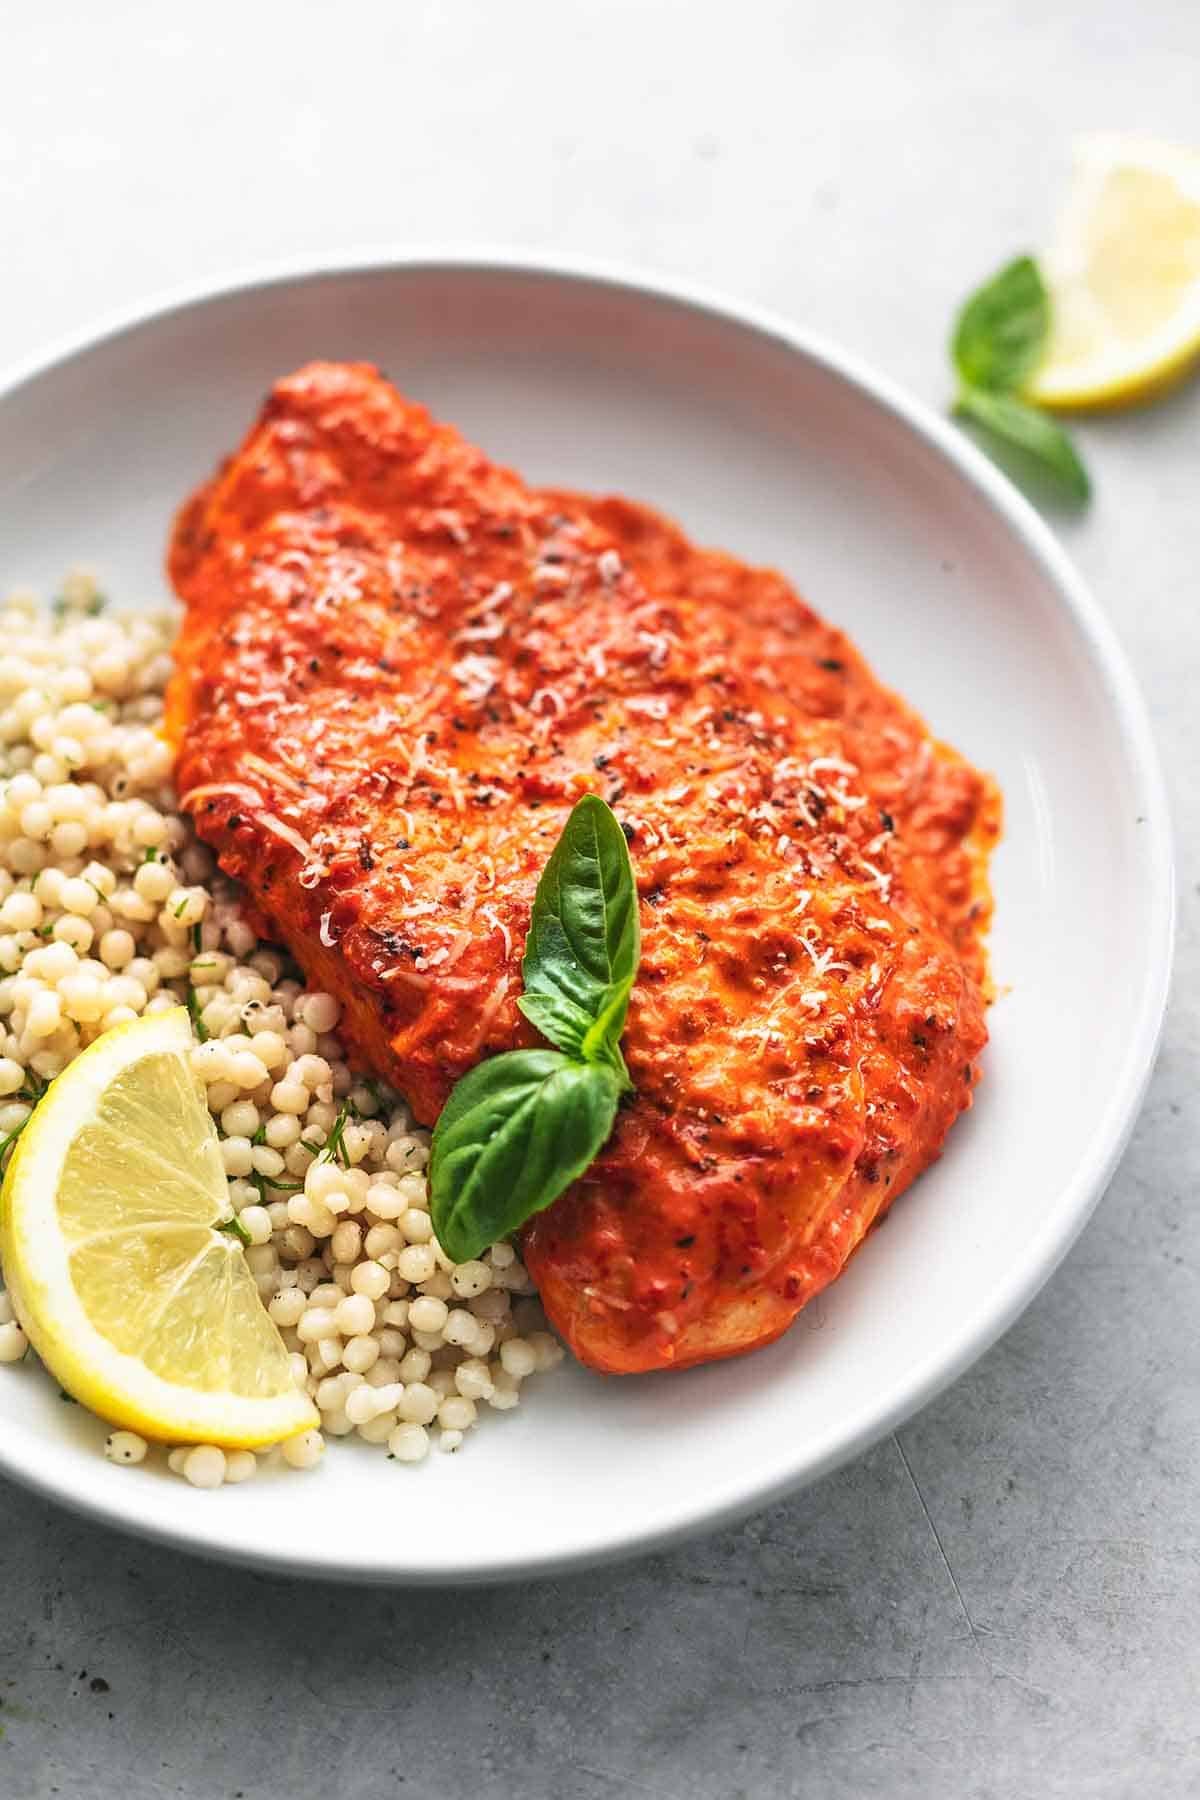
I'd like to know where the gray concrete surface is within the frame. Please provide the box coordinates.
[2,3,1199,1794]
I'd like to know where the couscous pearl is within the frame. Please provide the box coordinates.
[398,1382,438,1425]
[220,1136,254,1178]
[238,1205,273,1246]
[301,992,340,1033]
[229,1050,268,1090]
[409,1328,445,1354]
[264,1112,301,1148]
[104,1430,148,1465]
[330,1221,362,1265]
[293,1053,332,1089]
[438,1429,465,1454]
[53,915,93,952]
[270,1078,309,1115]
[223,1450,257,1484]
[0,1057,24,1095]
[344,1385,380,1426]
[316,1375,351,1413]
[438,1395,477,1432]
[335,1293,376,1337]
[349,1260,390,1301]
[442,1308,478,1349]
[60,876,98,915]
[0,1321,30,1362]
[342,1335,380,1375]
[499,1338,538,1380]
[454,1359,494,1401]
[357,1410,398,1444]
[51,821,88,858]
[304,1160,347,1206]
[398,1348,431,1383]
[26,990,62,1037]
[399,1207,435,1244]
[106,975,147,1011]
[268,1288,307,1329]
[450,1260,491,1298]
[182,1445,226,1489]
[248,1029,287,1069]
[388,1423,429,1463]
[421,1268,454,1302]
[295,1306,339,1343]
[281,1429,325,1470]
[529,1331,565,1372]
[133,860,175,903]
[397,1244,437,1285]
[283,1227,316,1263]
[220,1100,259,1139]
[365,1225,402,1261]
[0,892,41,930]
[20,802,54,841]
[408,1295,449,1335]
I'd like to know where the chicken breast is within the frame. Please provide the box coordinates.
[167,362,997,1375]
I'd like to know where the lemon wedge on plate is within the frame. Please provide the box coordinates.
[0,1007,316,1447]
[1026,134,1200,410]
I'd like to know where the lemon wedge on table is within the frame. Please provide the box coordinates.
[0,1008,316,1447]
[1026,134,1200,410]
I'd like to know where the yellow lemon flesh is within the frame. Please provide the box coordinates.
[0,1007,317,1447]
[1026,134,1200,410]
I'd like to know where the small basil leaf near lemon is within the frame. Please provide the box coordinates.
[0,1006,317,1447]
[954,385,1092,505]
[950,255,1090,505]
[431,793,641,1264]
[430,1051,623,1265]
[953,255,1051,392]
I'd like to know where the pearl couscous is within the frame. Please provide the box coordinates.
[0,576,565,1483]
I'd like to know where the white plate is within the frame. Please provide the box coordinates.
[0,257,1174,1584]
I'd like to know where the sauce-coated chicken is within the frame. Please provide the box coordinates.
[167,364,997,1374]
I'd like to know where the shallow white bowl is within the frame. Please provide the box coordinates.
[0,257,1173,1583]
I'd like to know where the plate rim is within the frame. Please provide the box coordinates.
[0,250,1176,1584]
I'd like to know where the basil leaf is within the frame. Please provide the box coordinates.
[952,255,1049,392]
[429,1048,622,1264]
[580,976,634,1081]
[515,989,594,1060]
[517,981,634,1089]
[520,794,640,1057]
[955,385,1091,504]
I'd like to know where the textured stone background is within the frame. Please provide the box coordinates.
[2,4,1198,1795]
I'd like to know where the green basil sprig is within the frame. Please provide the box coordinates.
[430,794,640,1264]
[950,255,1090,506]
